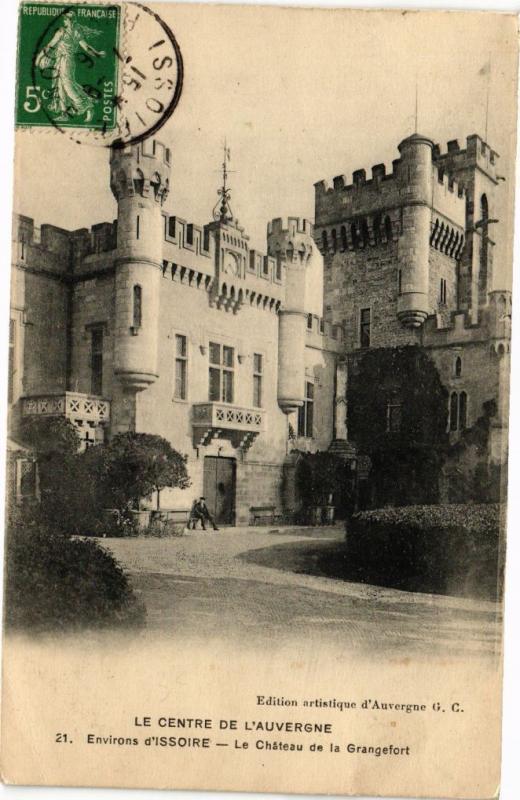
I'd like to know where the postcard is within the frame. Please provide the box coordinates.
[1,2,518,797]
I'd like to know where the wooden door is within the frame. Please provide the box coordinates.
[203,456,236,525]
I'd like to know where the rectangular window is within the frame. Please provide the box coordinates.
[133,284,142,329]
[360,308,371,348]
[307,314,313,330]
[440,278,447,305]
[17,458,37,501]
[253,353,263,408]
[174,334,188,399]
[262,258,269,276]
[209,341,234,403]
[136,215,140,239]
[8,319,15,404]
[275,260,282,281]
[398,269,402,295]
[91,328,103,396]
[297,381,314,438]
[386,403,402,433]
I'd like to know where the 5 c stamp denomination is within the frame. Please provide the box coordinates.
[16,2,183,146]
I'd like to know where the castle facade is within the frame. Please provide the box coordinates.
[9,132,511,521]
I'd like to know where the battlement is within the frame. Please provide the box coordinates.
[267,216,314,264]
[315,157,398,205]
[305,313,344,352]
[315,134,470,246]
[164,215,213,258]
[248,250,280,282]
[433,134,499,183]
[13,214,118,274]
[267,217,313,237]
[423,290,511,347]
[110,138,171,204]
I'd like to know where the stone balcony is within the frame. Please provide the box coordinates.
[192,402,264,451]
[22,392,110,446]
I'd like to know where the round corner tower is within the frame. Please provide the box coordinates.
[396,133,433,328]
[110,139,171,391]
[267,217,314,414]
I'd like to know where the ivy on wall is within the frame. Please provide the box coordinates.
[347,345,450,507]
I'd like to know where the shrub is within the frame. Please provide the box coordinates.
[144,515,185,538]
[295,451,353,515]
[346,504,504,599]
[4,514,146,631]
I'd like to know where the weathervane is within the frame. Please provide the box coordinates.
[213,139,234,223]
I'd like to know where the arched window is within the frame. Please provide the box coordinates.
[340,225,347,251]
[480,194,489,286]
[133,169,144,195]
[331,229,337,252]
[449,392,458,432]
[459,391,467,430]
[351,223,359,249]
[322,230,328,252]
[361,219,370,247]
[384,216,393,242]
[133,284,142,329]
[454,356,462,377]
[373,214,382,245]
[481,193,489,222]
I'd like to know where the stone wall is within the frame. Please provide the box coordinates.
[323,243,421,350]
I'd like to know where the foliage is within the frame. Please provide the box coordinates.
[353,503,501,535]
[447,400,505,504]
[144,514,185,538]
[347,346,450,507]
[20,415,81,460]
[21,431,192,535]
[4,510,146,631]
[295,451,353,512]
[346,503,504,599]
[88,433,191,512]
[37,449,104,535]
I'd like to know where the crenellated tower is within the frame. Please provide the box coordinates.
[267,217,314,414]
[432,135,499,317]
[110,139,171,392]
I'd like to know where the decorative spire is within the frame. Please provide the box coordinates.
[213,139,234,223]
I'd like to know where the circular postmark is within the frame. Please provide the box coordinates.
[24,2,183,147]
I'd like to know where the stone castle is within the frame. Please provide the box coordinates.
[8,132,511,522]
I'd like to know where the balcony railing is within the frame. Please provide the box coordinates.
[192,402,264,450]
[22,392,110,425]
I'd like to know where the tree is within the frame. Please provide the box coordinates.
[91,433,191,511]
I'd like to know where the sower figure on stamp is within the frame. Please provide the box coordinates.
[35,9,106,123]
[188,497,219,531]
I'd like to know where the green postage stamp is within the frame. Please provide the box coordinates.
[16,3,120,131]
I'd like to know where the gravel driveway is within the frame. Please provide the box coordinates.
[103,527,502,659]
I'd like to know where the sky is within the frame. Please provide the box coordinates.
[14,3,518,287]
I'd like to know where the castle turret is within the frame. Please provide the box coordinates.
[396,134,434,328]
[110,139,170,391]
[267,217,314,413]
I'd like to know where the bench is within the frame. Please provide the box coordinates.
[250,505,276,525]
[152,508,191,524]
